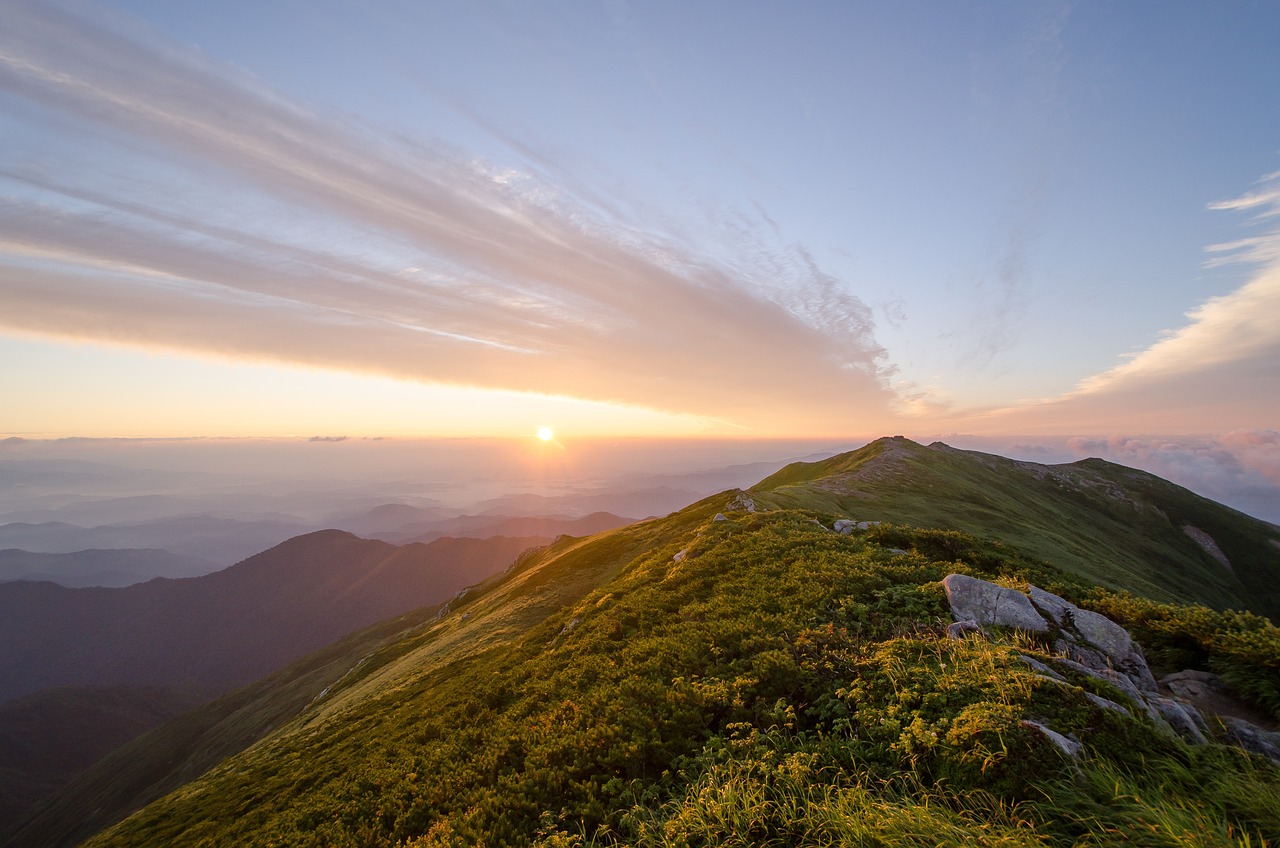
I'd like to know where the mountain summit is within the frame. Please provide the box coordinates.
[7,439,1280,847]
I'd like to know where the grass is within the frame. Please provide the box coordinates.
[753,437,1279,619]
[58,503,1280,848]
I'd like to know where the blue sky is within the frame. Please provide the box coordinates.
[1,0,1278,441]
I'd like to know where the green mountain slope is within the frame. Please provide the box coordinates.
[14,443,1280,847]
[1,602,451,848]
[0,685,208,831]
[755,436,1280,619]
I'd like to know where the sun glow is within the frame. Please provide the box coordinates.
[536,426,555,442]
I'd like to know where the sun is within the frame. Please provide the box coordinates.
[536,426,555,442]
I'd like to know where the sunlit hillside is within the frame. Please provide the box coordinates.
[10,442,1278,847]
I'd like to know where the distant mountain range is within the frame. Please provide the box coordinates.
[0,511,636,583]
[7,437,1278,847]
[0,531,546,703]
[0,516,312,567]
[0,548,217,588]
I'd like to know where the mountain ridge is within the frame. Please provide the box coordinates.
[8,439,1280,847]
[753,436,1280,619]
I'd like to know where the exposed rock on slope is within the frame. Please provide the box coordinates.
[942,573,1280,760]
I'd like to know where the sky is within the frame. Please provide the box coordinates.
[1,0,1279,515]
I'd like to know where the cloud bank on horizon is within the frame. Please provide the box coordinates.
[0,0,1277,440]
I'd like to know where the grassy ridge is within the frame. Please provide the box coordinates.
[754,437,1280,618]
[78,504,1280,847]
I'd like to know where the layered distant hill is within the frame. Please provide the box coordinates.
[10,438,1279,848]
[0,531,545,703]
[390,511,634,545]
[0,516,311,568]
[0,548,217,588]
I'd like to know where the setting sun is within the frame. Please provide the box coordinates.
[536,426,554,442]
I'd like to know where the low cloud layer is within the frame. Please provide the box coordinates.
[0,1,894,434]
[1065,431,1280,524]
[933,431,1280,525]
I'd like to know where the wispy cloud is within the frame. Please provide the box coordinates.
[1072,172,1280,395]
[958,169,1280,433]
[0,0,893,434]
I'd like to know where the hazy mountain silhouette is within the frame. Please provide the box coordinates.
[0,531,545,703]
[0,548,217,588]
[390,511,634,544]
[0,516,311,566]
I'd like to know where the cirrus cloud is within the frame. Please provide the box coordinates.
[0,0,894,435]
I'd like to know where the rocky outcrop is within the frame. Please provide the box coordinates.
[1182,525,1232,572]
[942,573,1279,763]
[833,519,879,535]
[943,574,1049,634]
[726,490,756,513]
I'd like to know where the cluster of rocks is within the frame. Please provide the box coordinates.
[833,518,880,534]
[941,573,1280,762]
[726,490,757,513]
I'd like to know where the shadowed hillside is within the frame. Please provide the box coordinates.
[0,685,210,828]
[0,531,545,703]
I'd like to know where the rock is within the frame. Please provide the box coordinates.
[1158,669,1276,731]
[940,574,1223,751]
[1182,525,1232,572]
[1058,641,1109,671]
[1056,656,1150,713]
[1021,720,1082,759]
[1161,669,1223,701]
[947,619,983,640]
[946,574,1157,692]
[856,520,880,530]
[1149,696,1209,745]
[713,513,728,522]
[1071,608,1142,670]
[1084,692,1131,716]
[1027,586,1075,628]
[672,549,686,562]
[1222,717,1280,762]
[726,490,757,512]
[1017,654,1066,682]
[833,519,856,535]
[941,574,1048,633]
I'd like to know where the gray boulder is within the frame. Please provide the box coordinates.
[1222,717,1280,761]
[940,573,1277,761]
[1027,586,1076,627]
[1021,719,1082,759]
[947,619,983,640]
[942,574,1048,633]
[1149,696,1209,745]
